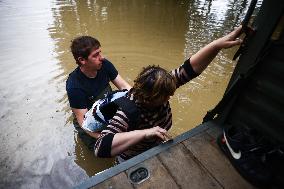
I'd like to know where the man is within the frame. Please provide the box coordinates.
[66,36,131,149]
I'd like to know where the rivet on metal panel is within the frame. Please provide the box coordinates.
[128,167,150,184]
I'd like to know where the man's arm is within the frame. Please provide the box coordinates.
[72,108,87,126]
[190,26,243,74]
[111,74,131,90]
[72,108,100,138]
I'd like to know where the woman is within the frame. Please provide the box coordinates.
[91,26,243,162]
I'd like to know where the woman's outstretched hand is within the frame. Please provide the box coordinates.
[214,26,243,49]
[190,25,244,74]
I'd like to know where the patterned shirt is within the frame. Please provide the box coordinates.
[94,59,199,160]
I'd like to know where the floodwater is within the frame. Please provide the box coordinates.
[0,0,262,188]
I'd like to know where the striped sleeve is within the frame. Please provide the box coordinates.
[94,109,130,157]
[171,59,199,88]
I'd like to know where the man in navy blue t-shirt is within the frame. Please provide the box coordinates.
[66,36,131,149]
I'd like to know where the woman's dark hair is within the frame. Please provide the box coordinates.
[70,36,101,65]
[132,65,176,105]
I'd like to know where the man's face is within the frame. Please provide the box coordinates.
[85,47,104,70]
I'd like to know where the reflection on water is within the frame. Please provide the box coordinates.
[0,0,262,188]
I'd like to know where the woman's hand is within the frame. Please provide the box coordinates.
[190,25,244,74]
[144,126,167,141]
[214,26,243,49]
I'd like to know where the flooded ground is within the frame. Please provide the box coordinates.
[0,0,262,188]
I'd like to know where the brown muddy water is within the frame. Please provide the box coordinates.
[0,0,262,188]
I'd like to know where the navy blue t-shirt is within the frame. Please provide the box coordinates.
[66,59,118,110]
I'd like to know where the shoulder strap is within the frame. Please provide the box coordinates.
[113,97,140,130]
[98,92,140,129]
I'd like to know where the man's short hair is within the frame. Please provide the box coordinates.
[70,36,101,65]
